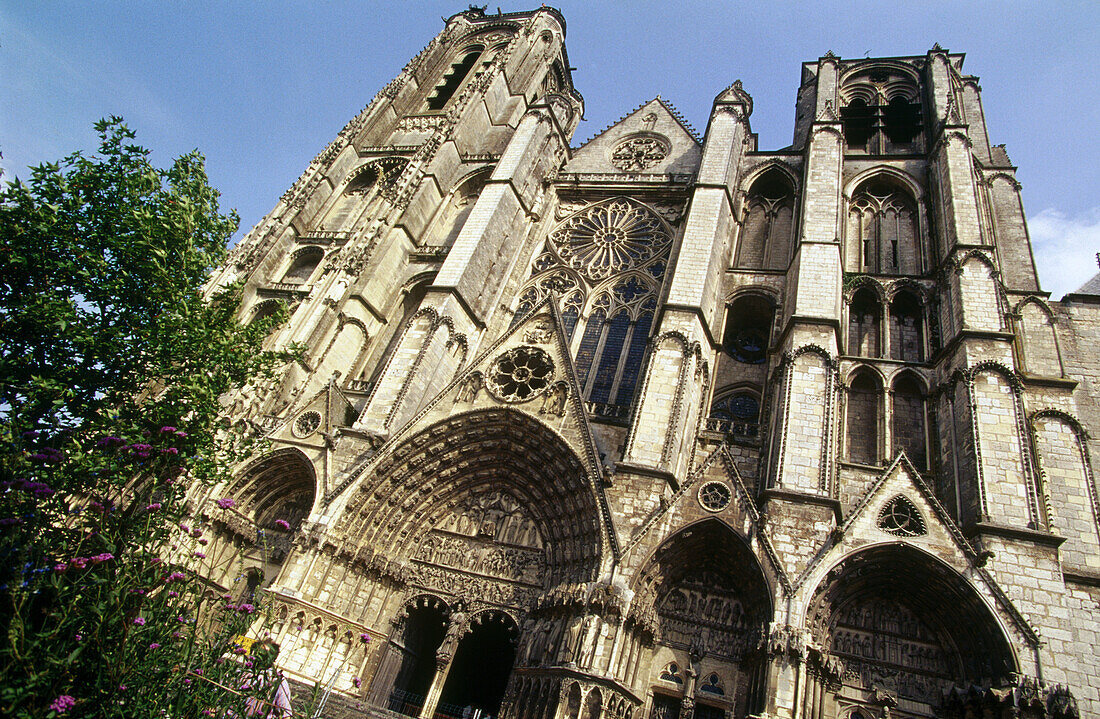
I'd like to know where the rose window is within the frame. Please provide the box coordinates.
[610,135,670,172]
[698,481,732,512]
[877,495,926,536]
[293,410,322,438]
[551,200,671,281]
[487,346,555,402]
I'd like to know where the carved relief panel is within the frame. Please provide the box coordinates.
[411,490,547,610]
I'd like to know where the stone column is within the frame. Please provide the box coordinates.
[419,611,470,719]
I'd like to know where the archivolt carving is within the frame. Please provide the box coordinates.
[333,409,604,586]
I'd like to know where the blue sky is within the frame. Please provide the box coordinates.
[4,1,1099,297]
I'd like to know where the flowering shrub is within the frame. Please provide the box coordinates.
[0,121,304,717]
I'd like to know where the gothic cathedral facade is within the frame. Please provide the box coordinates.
[201,7,1100,719]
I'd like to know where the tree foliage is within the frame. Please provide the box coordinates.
[0,119,298,717]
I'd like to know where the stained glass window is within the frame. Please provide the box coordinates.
[614,310,653,407]
[589,311,630,403]
[574,308,605,387]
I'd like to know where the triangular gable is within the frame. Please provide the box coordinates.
[565,97,702,175]
[322,295,622,556]
[616,443,792,595]
[793,452,1040,646]
[263,378,355,497]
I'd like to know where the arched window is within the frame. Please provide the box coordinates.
[889,291,924,362]
[708,390,761,439]
[840,71,922,154]
[847,368,882,465]
[362,281,429,386]
[892,373,927,469]
[658,663,683,684]
[319,159,406,232]
[426,45,484,110]
[848,287,882,357]
[576,289,655,411]
[282,246,324,284]
[722,295,775,364]
[846,177,920,275]
[249,299,284,327]
[429,171,489,248]
[737,169,795,270]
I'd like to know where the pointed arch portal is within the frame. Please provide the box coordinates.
[806,545,1017,717]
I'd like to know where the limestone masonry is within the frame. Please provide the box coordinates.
[199,7,1100,718]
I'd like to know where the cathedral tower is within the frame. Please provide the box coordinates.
[199,10,1099,719]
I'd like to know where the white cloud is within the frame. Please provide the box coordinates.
[1027,207,1100,300]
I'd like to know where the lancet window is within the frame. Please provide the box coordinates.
[736,168,795,270]
[846,178,921,275]
[426,45,484,110]
[892,373,927,469]
[721,295,775,365]
[427,171,489,248]
[319,158,408,232]
[846,368,882,465]
[847,287,882,357]
[281,246,324,284]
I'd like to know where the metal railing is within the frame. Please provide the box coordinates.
[585,401,631,422]
[704,417,760,440]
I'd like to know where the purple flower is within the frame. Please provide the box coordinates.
[166,572,186,583]
[161,447,178,455]
[168,590,179,598]
[133,617,145,626]
[215,498,234,510]
[359,633,371,643]
[160,426,177,434]
[274,519,290,530]
[48,695,76,714]
[237,603,255,614]
[193,551,206,559]
[54,563,67,573]
[74,634,82,641]
[145,502,162,511]
[149,643,161,649]
[89,553,114,564]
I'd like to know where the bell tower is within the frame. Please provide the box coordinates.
[209,7,583,435]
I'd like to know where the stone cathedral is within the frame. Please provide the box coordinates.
[198,7,1100,719]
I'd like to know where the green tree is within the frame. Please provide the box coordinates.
[0,119,298,717]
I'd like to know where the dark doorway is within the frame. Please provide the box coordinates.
[387,601,449,715]
[438,612,518,719]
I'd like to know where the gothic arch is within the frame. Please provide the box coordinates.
[334,407,605,586]
[843,166,925,204]
[805,544,1017,714]
[739,159,800,196]
[845,365,884,465]
[281,245,325,284]
[1014,296,1063,377]
[844,171,925,275]
[633,518,773,718]
[842,276,888,304]
[735,167,797,270]
[227,447,319,531]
